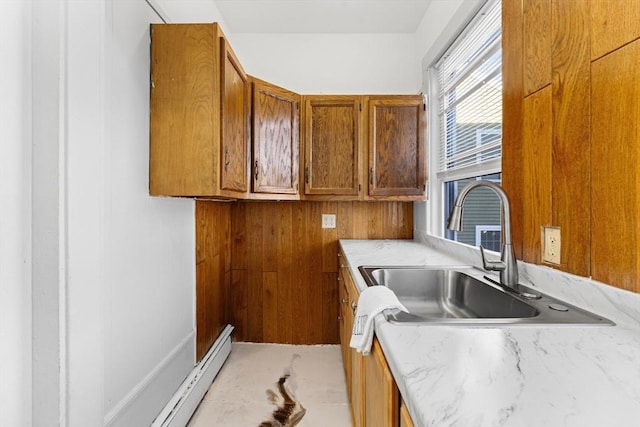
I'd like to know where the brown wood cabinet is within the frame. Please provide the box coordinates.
[338,270,351,394]
[303,95,427,201]
[151,25,425,201]
[150,23,249,198]
[366,95,427,200]
[220,37,251,194]
[250,77,300,198]
[303,96,363,199]
[338,253,353,396]
[365,338,399,427]
[339,252,365,426]
[400,399,415,427]
[339,250,401,427]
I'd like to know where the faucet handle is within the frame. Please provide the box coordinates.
[479,246,506,272]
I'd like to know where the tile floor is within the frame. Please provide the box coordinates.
[187,342,352,427]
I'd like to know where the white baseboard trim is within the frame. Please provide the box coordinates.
[151,325,234,427]
[104,331,196,427]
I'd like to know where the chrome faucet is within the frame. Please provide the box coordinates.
[447,180,519,289]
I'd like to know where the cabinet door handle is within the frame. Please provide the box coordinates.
[254,160,259,181]
[370,167,374,185]
[351,301,358,315]
[224,146,230,171]
[341,298,348,304]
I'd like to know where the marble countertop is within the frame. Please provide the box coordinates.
[339,239,640,427]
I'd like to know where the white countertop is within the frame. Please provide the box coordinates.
[340,239,640,427]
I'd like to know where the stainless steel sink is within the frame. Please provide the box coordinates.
[358,266,614,326]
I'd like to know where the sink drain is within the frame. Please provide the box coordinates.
[548,303,569,312]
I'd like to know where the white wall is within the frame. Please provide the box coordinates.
[415,0,482,69]
[218,1,483,95]
[102,1,197,425]
[0,0,219,425]
[0,2,32,426]
[231,33,421,94]
[149,0,232,37]
[62,0,231,425]
[100,1,233,423]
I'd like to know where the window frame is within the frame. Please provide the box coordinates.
[425,0,502,241]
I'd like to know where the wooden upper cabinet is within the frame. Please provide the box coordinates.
[250,77,300,198]
[150,25,425,201]
[303,96,363,199]
[366,96,426,199]
[149,23,249,198]
[220,37,250,194]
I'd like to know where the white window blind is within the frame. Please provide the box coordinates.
[435,0,502,179]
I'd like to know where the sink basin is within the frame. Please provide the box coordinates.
[358,266,614,326]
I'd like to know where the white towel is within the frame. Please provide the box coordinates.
[349,286,407,355]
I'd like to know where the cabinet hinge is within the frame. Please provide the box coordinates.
[304,166,309,184]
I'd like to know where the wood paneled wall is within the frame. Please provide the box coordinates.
[195,201,232,360]
[503,0,640,292]
[229,201,413,344]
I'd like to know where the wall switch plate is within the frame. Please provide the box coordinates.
[322,214,336,229]
[542,226,561,264]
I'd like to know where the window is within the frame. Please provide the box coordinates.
[427,0,503,247]
[475,225,502,252]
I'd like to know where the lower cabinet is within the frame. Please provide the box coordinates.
[351,349,365,427]
[400,399,415,427]
[338,249,414,427]
[365,338,399,427]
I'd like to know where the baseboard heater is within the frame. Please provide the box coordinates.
[151,325,234,427]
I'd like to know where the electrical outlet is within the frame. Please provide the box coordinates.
[542,226,561,264]
[322,214,336,229]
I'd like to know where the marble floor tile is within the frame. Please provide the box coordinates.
[187,342,351,427]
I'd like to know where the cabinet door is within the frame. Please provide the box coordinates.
[351,348,365,427]
[251,78,300,195]
[303,96,362,198]
[338,265,351,394]
[367,96,426,199]
[365,338,399,427]
[220,37,250,193]
[150,24,219,196]
[400,399,415,427]
[343,266,365,427]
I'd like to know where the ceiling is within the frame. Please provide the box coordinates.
[213,0,434,34]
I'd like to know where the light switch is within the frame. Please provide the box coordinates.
[322,214,337,229]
